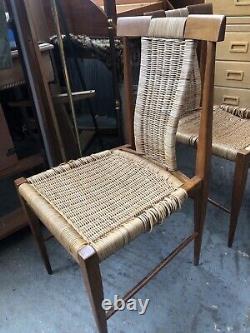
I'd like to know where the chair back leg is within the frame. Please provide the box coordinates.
[193,41,216,266]
[193,187,207,266]
[228,153,249,247]
[15,178,52,274]
[24,201,52,274]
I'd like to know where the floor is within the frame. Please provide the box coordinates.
[0,145,250,333]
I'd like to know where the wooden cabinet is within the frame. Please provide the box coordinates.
[214,86,250,106]
[206,1,250,108]
[215,61,250,89]
[216,31,250,62]
[207,0,250,16]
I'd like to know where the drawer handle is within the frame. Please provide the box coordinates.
[223,95,240,106]
[234,0,250,5]
[230,42,249,53]
[226,70,244,81]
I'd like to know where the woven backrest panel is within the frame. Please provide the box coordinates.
[134,36,201,171]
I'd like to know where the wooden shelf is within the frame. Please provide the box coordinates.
[0,208,28,240]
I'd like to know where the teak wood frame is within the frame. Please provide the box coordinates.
[15,14,226,333]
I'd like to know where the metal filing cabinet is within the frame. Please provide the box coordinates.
[206,0,250,108]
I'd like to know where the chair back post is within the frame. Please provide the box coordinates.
[123,37,136,147]
[198,40,207,107]
[195,41,216,182]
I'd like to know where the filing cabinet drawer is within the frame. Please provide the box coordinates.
[216,32,250,61]
[214,86,250,108]
[227,16,250,25]
[215,61,250,89]
[226,24,250,32]
[207,0,250,16]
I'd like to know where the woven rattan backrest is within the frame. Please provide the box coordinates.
[134,18,201,171]
[118,14,226,182]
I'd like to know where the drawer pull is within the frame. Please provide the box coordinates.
[223,95,240,106]
[230,42,249,53]
[234,0,250,5]
[226,70,244,81]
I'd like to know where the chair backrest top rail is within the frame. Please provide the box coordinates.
[117,14,226,42]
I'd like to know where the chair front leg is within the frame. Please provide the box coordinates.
[78,246,108,333]
[228,153,249,248]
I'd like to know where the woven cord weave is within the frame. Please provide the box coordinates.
[148,17,187,39]
[27,150,187,260]
[177,105,250,160]
[134,35,200,171]
[220,104,250,120]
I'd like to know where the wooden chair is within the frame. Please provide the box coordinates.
[15,14,225,333]
[146,5,250,248]
[177,101,250,248]
[167,10,250,249]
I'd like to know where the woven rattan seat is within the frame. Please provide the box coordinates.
[21,149,186,260]
[177,105,250,161]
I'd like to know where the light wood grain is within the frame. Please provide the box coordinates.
[206,0,250,16]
